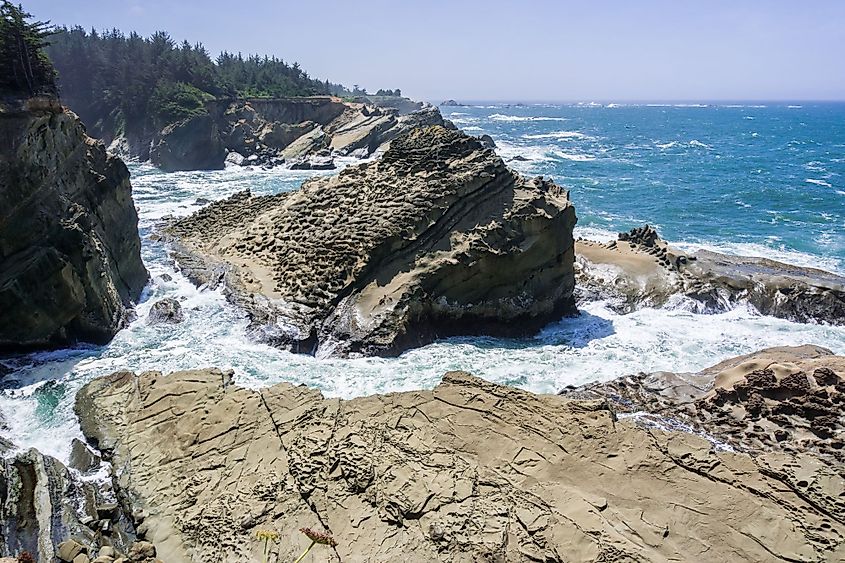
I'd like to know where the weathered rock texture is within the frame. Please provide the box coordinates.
[562,344,845,475]
[0,101,148,350]
[0,446,135,561]
[576,225,845,323]
[166,126,577,356]
[75,366,845,562]
[149,96,453,171]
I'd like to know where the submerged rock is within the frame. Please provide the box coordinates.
[0,103,148,351]
[166,126,577,356]
[146,298,183,325]
[576,224,845,322]
[74,364,845,562]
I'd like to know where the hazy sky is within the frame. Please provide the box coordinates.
[24,0,845,102]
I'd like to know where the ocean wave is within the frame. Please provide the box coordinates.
[674,104,709,108]
[788,105,803,109]
[553,151,596,162]
[655,141,679,149]
[674,240,844,276]
[522,131,589,140]
[688,140,712,149]
[806,178,833,188]
[489,113,568,122]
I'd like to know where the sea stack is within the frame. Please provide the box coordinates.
[167,126,578,356]
[0,98,148,350]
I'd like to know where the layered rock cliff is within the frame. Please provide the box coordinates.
[576,225,845,323]
[166,126,578,356]
[73,356,845,562]
[0,99,148,350]
[149,96,453,172]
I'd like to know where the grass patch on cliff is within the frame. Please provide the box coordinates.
[149,80,212,123]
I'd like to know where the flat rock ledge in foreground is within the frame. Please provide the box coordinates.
[75,367,845,562]
[166,126,577,357]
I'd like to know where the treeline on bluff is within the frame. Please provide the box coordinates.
[0,1,56,98]
[43,25,350,145]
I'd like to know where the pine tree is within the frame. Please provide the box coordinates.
[0,1,56,97]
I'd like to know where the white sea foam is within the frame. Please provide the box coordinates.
[655,141,679,149]
[553,151,596,162]
[688,140,712,149]
[788,105,803,109]
[489,113,568,122]
[522,131,590,140]
[805,178,833,188]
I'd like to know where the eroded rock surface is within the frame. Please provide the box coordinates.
[576,225,845,323]
[562,345,845,474]
[75,367,845,562]
[166,126,577,356]
[0,101,148,350]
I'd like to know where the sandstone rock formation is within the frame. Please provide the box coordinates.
[562,344,845,474]
[576,225,845,323]
[149,96,453,171]
[74,365,845,562]
[166,126,578,357]
[0,101,148,350]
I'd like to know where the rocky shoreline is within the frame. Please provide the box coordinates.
[164,126,578,357]
[144,96,454,172]
[576,225,845,323]
[28,345,838,562]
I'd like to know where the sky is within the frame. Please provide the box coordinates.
[23,0,845,102]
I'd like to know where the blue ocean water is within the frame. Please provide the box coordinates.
[2,102,845,461]
[449,102,845,273]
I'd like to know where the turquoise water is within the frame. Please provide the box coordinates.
[2,103,844,462]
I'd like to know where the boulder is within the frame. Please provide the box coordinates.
[478,133,496,148]
[69,438,101,474]
[0,106,148,351]
[74,365,845,562]
[166,126,578,357]
[287,155,335,170]
[439,99,462,106]
[146,298,183,325]
[224,151,245,166]
[150,113,226,171]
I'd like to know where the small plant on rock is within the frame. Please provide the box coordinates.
[255,529,280,563]
[294,527,337,563]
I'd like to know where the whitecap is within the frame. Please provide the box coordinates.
[522,131,590,140]
[805,178,833,188]
[553,151,596,162]
[688,140,712,149]
[489,113,568,122]
[655,141,679,149]
[788,105,803,109]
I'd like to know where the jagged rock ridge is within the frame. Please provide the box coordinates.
[166,126,578,357]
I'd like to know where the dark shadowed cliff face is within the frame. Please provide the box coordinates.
[0,101,148,351]
[167,126,577,357]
